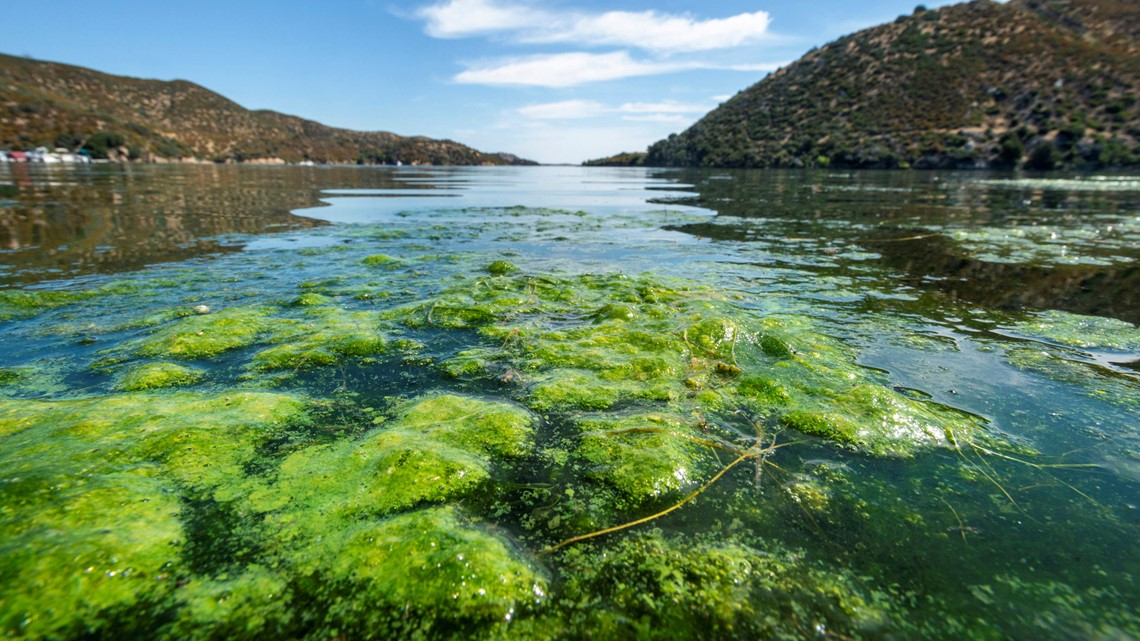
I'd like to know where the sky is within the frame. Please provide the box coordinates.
[2,0,964,164]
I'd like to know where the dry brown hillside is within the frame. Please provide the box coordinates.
[641,0,1139,169]
[0,53,532,165]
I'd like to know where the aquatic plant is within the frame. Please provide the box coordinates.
[250,307,388,371]
[1005,310,1140,351]
[114,361,205,391]
[134,306,274,360]
[406,272,984,457]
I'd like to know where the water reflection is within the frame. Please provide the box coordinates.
[660,169,1140,323]
[0,164,455,285]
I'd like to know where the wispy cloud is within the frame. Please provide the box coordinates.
[516,99,607,120]
[457,52,784,88]
[420,0,544,38]
[455,51,694,87]
[515,99,710,127]
[418,0,772,53]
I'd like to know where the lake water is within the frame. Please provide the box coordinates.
[1,164,1137,640]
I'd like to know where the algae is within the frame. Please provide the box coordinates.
[170,567,294,641]
[0,471,184,640]
[1005,310,1140,352]
[114,361,205,391]
[252,428,491,522]
[413,272,983,456]
[550,534,899,640]
[250,307,388,372]
[290,507,546,637]
[487,260,518,276]
[392,393,535,458]
[0,367,20,387]
[575,413,707,504]
[3,165,1135,641]
[134,306,274,360]
[0,288,90,319]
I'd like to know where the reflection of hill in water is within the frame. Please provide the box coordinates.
[659,169,1140,324]
[0,165,424,286]
[864,233,1140,325]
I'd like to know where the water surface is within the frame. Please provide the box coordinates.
[1,164,1137,640]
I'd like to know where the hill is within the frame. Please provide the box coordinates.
[640,0,1140,170]
[0,53,533,165]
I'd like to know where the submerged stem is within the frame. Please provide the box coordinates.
[541,445,771,555]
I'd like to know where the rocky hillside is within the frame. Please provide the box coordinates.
[0,53,532,165]
[643,0,1140,170]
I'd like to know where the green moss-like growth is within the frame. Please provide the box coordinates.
[0,470,184,640]
[0,288,90,320]
[0,391,308,499]
[293,507,546,637]
[170,567,294,641]
[552,534,898,640]
[1006,310,1140,351]
[576,413,706,503]
[362,253,403,267]
[114,361,204,391]
[0,367,21,387]
[250,394,535,526]
[251,308,387,371]
[393,393,535,458]
[486,260,518,275]
[415,272,982,456]
[780,410,857,442]
[290,292,333,307]
[253,428,490,524]
[0,390,310,637]
[135,306,273,360]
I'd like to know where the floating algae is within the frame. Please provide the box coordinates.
[0,470,184,640]
[575,413,710,505]
[247,394,534,523]
[0,390,308,638]
[1003,309,1140,352]
[133,306,276,360]
[545,534,900,640]
[1,213,1133,640]
[114,361,205,391]
[250,306,388,372]
[407,271,985,457]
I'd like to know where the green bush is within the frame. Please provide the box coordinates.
[83,131,127,159]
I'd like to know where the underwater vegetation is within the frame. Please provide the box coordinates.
[0,201,1136,641]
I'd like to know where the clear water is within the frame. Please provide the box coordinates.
[1,163,1137,640]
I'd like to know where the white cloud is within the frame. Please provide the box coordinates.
[515,99,709,123]
[455,52,783,88]
[419,0,543,38]
[455,51,693,87]
[418,0,772,53]
[517,100,606,120]
[546,10,772,53]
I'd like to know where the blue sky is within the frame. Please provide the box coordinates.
[3,0,963,163]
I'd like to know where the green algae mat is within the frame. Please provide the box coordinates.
[1,165,1138,641]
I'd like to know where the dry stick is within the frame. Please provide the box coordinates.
[541,447,764,555]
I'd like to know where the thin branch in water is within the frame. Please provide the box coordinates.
[541,445,771,555]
